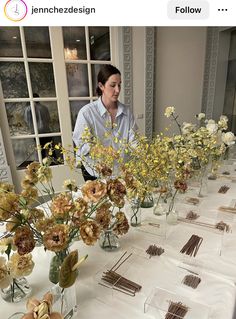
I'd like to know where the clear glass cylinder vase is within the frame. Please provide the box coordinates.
[166,193,178,225]
[197,169,208,197]
[99,229,120,251]
[153,193,168,216]
[166,209,178,225]
[130,198,141,227]
[51,283,78,318]
[140,192,154,208]
[49,248,70,285]
[1,277,31,303]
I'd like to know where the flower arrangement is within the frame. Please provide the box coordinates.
[0,157,130,293]
[163,106,235,198]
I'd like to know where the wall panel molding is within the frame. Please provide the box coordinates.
[122,27,133,110]
[145,27,155,138]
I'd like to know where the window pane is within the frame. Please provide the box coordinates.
[24,27,52,58]
[89,27,110,60]
[12,138,38,170]
[37,101,60,134]
[29,63,56,97]
[70,100,88,129]
[63,27,86,60]
[5,102,32,136]
[66,63,89,97]
[39,136,64,165]
[91,64,104,96]
[0,27,22,57]
[0,62,28,98]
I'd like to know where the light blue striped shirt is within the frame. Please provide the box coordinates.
[73,97,138,177]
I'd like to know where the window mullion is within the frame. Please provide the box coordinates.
[49,27,72,153]
[20,27,42,161]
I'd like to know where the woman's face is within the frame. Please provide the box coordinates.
[99,73,121,103]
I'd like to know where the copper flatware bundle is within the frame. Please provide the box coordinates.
[180,234,203,257]
[146,244,164,257]
[99,251,142,296]
[165,301,188,319]
[182,274,201,289]
[218,185,230,194]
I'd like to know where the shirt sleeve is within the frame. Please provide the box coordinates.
[72,110,91,157]
[128,111,138,143]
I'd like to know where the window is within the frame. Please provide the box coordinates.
[0,27,112,173]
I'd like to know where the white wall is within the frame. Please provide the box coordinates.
[154,27,207,134]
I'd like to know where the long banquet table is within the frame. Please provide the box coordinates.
[2,163,236,319]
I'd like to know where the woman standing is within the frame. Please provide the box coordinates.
[73,64,138,181]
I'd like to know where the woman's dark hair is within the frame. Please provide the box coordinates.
[96,64,121,96]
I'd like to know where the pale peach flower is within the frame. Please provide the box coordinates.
[43,224,70,252]
[81,180,107,203]
[50,193,73,219]
[0,256,12,289]
[13,226,35,255]
[0,182,14,193]
[79,221,101,245]
[0,192,19,221]
[9,253,34,278]
[25,162,40,183]
[35,217,55,232]
[107,179,126,208]
[95,210,111,230]
[113,212,129,236]
[37,165,52,182]
[21,187,38,203]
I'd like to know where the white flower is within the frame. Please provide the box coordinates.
[63,179,78,192]
[0,256,12,289]
[218,115,228,130]
[181,122,196,135]
[206,120,218,134]
[222,132,236,146]
[196,113,205,120]
[164,106,175,118]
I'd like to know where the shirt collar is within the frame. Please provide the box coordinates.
[97,97,127,117]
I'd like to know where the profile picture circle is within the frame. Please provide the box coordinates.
[4,0,28,22]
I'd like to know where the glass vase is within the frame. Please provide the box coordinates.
[49,248,70,285]
[130,198,141,227]
[99,229,120,251]
[166,209,178,225]
[197,169,208,197]
[166,191,178,225]
[8,313,25,319]
[140,192,154,208]
[153,193,168,216]
[1,277,31,303]
[51,283,78,319]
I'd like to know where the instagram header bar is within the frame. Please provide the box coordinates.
[0,0,235,26]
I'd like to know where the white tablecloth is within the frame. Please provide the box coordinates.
[2,172,236,319]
